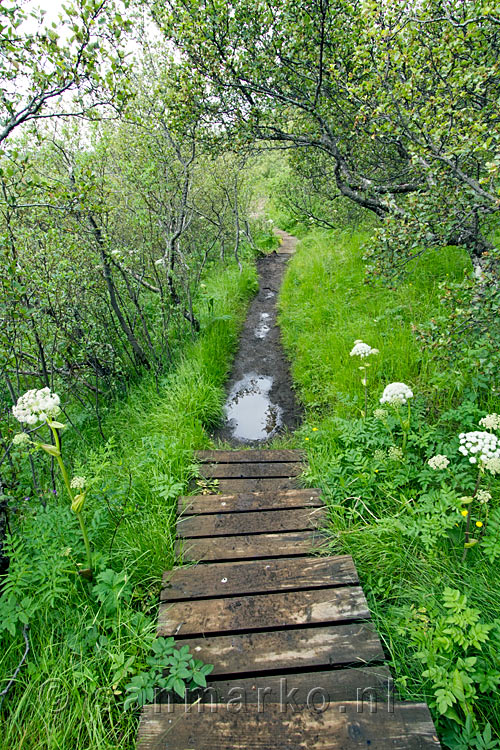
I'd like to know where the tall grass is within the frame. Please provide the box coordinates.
[0,259,257,750]
[279,228,500,745]
[279,227,471,419]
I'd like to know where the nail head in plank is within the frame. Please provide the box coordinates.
[175,622,384,675]
[137,701,441,750]
[177,530,327,562]
[195,450,304,464]
[178,489,322,515]
[158,586,370,636]
[162,555,358,601]
[177,507,326,538]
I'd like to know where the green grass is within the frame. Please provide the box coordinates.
[0,258,257,750]
[279,227,472,418]
[279,227,500,747]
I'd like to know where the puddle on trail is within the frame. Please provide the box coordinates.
[254,312,271,339]
[224,373,283,441]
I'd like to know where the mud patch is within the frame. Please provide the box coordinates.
[213,244,302,445]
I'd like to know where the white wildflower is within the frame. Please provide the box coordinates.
[350,340,379,358]
[479,414,500,431]
[428,454,450,470]
[374,408,388,420]
[12,432,30,447]
[70,476,86,491]
[484,457,500,475]
[458,431,500,467]
[388,446,404,461]
[477,490,491,505]
[373,448,386,462]
[12,388,61,425]
[380,382,414,406]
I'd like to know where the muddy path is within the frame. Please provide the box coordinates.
[212,231,302,445]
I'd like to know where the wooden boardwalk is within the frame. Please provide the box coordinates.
[137,450,441,749]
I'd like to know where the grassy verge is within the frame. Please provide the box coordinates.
[279,228,500,748]
[0,259,257,749]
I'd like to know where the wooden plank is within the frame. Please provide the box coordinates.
[177,507,326,538]
[177,531,326,562]
[162,556,358,601]
[216,478,299,492]
[178,489,322,515]
[170,623,384,675]
[199,462,302,479]
[161,665,394,704]
[195,450,303,464]
[158,586,370,636]
[137,702,441,750]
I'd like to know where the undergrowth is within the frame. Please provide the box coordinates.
[0,259,257,749]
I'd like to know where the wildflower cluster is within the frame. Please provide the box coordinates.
[12,432,31,447]
[380,382,413,406]
[349,339,379,358]
[388,446,404,462]
[12,387,61,425]
[479,413,500,431]
[458,431,500,466]
[477,490,491,505]
[428,454,450,470]
[373,408,388,420]
[70,476,86,491]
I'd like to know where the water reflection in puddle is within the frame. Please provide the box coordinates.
[225,374,283,441]
[254,312,271,339]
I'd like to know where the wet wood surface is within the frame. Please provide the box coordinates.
[176,530,326,562]
[162,555,358,601]
[138,449,441,749]
[158,586,370,636]
[178,488,322,515]
[138,702,441,750]
[195,449,303,463]
[177,507,326,538]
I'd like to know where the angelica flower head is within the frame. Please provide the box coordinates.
[380,382,413,406]
[12,432,31,447]
[458,431,500,466]
[12,388,61,425]
[373,408,388,420]
[484,457,500,475]
[388,446,404,461]
[70,476,86,491]
[350,340,379,358]
[477,490,491,505]
[479,414,500,431]
[428,454,450,470]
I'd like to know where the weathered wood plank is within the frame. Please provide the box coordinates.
[195,450,303,464]
[137,702,442,750]
[158,586,370,636]
[161,666,394,704]
[199,462,302,479]
[162,556,358,601]
[170,623,384,675]
[178,489,322,515]
[216,478,299,492]
[177,507,326,538]
[177,530,326,562]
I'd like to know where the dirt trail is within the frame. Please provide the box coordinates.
[212,231,302,444]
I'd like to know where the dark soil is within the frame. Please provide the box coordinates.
[212,239,302,445]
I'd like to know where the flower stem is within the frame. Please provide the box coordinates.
[462,468,483,562]
[50,425,92,575]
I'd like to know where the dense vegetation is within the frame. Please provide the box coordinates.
[1,0,499,748]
